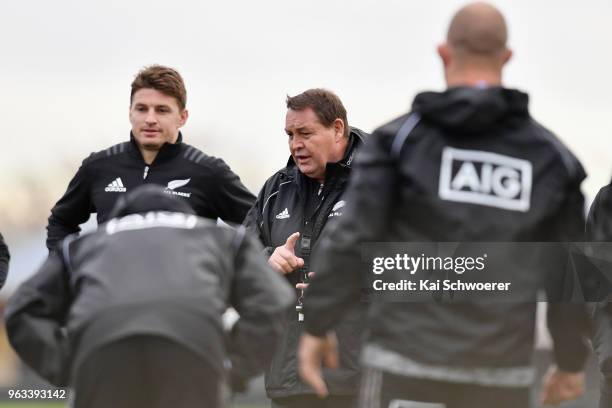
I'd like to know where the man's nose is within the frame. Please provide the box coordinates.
[145,109,157,124]
[290,137,305,151]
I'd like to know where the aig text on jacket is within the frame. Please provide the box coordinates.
[371,253,512,292]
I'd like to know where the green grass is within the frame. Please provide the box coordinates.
[0,405,65,408]
[0,405,266,408]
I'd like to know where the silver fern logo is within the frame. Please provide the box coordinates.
[165,178,192,198]
[329,200,346,218]
[167,178,191,190]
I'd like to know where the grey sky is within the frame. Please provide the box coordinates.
[2,0,612,228]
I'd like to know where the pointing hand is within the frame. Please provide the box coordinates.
[269,232,305,274]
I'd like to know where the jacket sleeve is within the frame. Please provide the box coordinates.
[591,303,612,404]
[4,250,72,386]
[242,182,275,256]
[226,229,294,390]
[304,131,397,337]
[46,158,95,251]
[586,185,612,396]
[211,159,256,225]
[587,186,612,242]
[545,168,590,372]
[0,232,9,289]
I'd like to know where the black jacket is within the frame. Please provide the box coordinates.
[244,128,367,398]
[586,185,612,407]
[0,232,9,289]
[46,132,255,250]
[7,186,293,389]
[304,87,589,384]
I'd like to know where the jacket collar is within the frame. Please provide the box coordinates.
[128,131,184,165]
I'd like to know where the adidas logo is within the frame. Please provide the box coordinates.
[104,178,127,192]
[275,208,290,219]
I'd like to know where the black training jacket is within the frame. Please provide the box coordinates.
[587,184,612,407]
[0,232,9,289]
[244,128,367,398]
[7,186,293,389]
[304,87,590,384]
[46,132,255,250]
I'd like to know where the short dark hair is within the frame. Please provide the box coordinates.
[286,88,349,138]
[131,65,187,111]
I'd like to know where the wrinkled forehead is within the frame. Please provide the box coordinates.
[285,107,323,132]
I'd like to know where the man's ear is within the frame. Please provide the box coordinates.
[437,43,452,68]
[501,48,513,65]
[333,118,345,141]
[179,109,189,127]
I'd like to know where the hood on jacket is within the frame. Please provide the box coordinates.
[412,87,529,134]
[108,184,196,219]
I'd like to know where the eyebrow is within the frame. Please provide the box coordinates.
[134,103,172,109]
[285,126,311,133]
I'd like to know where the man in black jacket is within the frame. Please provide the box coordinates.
[46,65,255,251]
[7,185,293,408]
[299,3,589,408]
[244,89,367,408]
[0,232,9,289]
[586,185,612,407]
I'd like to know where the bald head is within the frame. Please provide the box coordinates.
[438,2,512,86]
[447,2,508,56]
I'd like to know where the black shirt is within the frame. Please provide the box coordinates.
[46,133,255,250]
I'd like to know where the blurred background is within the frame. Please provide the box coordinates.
[1,0,610,406]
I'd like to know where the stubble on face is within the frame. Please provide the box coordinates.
[285,108,339,183]
[129,88,188,152]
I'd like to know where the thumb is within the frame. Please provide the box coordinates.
[284,232,300,252]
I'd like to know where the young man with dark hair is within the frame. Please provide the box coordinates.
[46,65,255,251]
[298,3,590,408]
[244,88,367,408]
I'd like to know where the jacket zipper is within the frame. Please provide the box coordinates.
[143,165,150,180]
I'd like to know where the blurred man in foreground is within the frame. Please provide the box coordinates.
[245,89,367,407]
[7,185,293,408]
[587,184,612,407]
[298,3,589,407]
[46,65,255,251]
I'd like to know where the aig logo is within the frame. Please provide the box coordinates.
[438,147,532,212]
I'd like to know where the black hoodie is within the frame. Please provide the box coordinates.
[6,185,293,388]
[586,185,612,407]
[304,87,589,385]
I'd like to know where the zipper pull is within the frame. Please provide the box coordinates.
[143,165,150,180]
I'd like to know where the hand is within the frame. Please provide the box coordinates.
[298,332,338,398]
[268,232,305,274]
[540,366,585,406]
[296,272,316,290]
